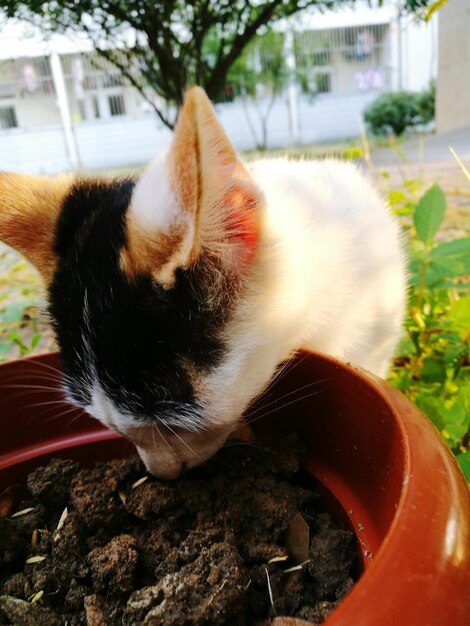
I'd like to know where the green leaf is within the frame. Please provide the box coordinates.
[420,358,446,383]
[446,423,468,441]
[431,238,470,258]
[426,258,465,283]
[456,451,470,483]
[415,394,444,429]
[431,238,470,275]
[388,190,405,206]
[440,400,466,426]
[1,302,29,323]
[413,184,446,245]
[449,297,470,337]
[444,342,468,365]
[31,333,42,349]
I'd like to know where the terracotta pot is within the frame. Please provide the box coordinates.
[0,351,469,625]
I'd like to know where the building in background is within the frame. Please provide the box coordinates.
[436,0,470,134]
[0,1,437,174]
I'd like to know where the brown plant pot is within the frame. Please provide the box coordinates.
[0,350,469,625]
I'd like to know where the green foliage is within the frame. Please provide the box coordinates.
[225,30,287,100]
[364,86,436,136]
[0,248,46,362]
[388,183,470,481]
[415,80,435,125]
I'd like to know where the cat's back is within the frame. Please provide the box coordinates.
[246,157,406,377]
[247,157,390,227]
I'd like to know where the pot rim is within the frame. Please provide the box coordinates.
[312,354,470,626]
[0,350,469,626]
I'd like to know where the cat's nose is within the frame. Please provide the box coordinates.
[136,445,182,480]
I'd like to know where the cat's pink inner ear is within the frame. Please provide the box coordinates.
[169,87,261,262]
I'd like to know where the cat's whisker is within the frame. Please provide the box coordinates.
[19,359,63,377]
[247,378,331,419]
[0,383,65,392]
[4,369,64,383]
[247,389,325,426]
[155,423,175,457]
[222,440,267,451]
[165,424,205,464]
[22,398,74,410]
[236,353,309,419]
[1,389,69,405]
[35,405,82,425]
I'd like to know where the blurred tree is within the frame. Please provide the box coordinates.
[2,0,436,128]
[224,30,288,150]
[2,1,347,128]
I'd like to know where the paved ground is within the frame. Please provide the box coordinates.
[372,126,470,167]
[370,127,470,242]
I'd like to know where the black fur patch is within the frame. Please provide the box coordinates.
[48,178,228,425]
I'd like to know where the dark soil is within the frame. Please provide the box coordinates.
[0,436,357,625]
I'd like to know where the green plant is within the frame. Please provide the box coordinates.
[363,86,436,136]
[389,184,470,480]
[0,247,49,362]
[415,80,436,126]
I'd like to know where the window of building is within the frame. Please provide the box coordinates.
[92,96,100,118]
[0,107,18,129]
[103,73,124,89]
[0,83,16,99]
[108,94,126,116]
[315,73,331,93]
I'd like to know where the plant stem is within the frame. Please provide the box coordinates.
[416,249,429,312]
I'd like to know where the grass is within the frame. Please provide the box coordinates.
[1,138,469,478]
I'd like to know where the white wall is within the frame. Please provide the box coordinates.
[437,0,470,133]
[0,125,69,173]
[74,116,172,170]
[0,92,378,173]
[401,14,437,92]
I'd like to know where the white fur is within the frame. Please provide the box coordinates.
[129,151,195,283]
[130,153,179,231]
[202,158,407,427]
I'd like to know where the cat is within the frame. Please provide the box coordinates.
[0,87,406,479]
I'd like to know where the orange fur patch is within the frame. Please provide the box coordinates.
[0,172,72,282]
[120,218,187,286]
[121,87,261,284]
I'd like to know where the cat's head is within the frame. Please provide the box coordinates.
[0,88,277,478]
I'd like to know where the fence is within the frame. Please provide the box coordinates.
[0,19,433,174]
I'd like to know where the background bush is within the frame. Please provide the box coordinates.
[364,83,435,136]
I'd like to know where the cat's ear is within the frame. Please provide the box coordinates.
[0,172,71,281]
[122,87,262,285]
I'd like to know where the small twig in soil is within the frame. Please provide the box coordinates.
[204,578,228,610]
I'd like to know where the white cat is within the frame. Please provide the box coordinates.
[0,87,406,478]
